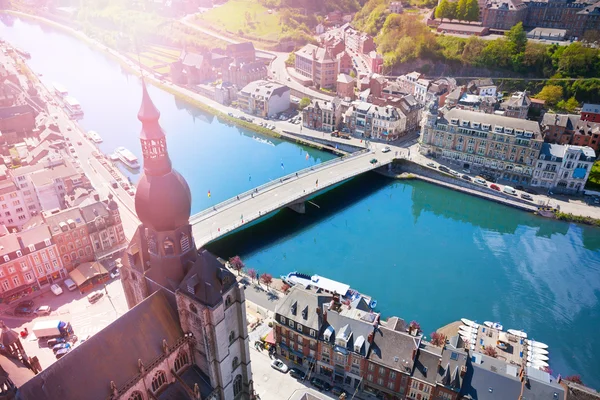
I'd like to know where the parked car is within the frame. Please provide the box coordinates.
[370,158,378,164]
[110,267,120,279]
[310,377,331,391]
[516,185,524,191]
[87,291,104,304]
[490,184,501,191]
[14,306,34,316]
[503,185,517,196]
[381,146,391,153]
[474,178,487,186]
[55,347,70,359]
[34,305,52,316]
[47,337,66,347]
[427,162,436,168]
[332,387,347,396]
[18,300,34,308]
[289,367,306,380]
[449,170,460,177]
[520,193,533,201]
[461,174,472,181]
[50,284,63,296]
[270,359,288,373]
[524,188,537,195]
[110,180,118,189]
[438,165,450,173]
[52,343,71,354]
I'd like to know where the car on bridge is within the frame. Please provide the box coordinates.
[370,158,378,164]
[382,146,391,153]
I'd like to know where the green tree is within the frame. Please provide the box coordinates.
[457,0,468,21]
[506,22,527,54]
[556,42,598,77]
[435,0,449,20]
[557,96,579,113]
[299,97,311,109]
[461,35,486,65]
[536,85,563,105]
[349,69,357,78]
[465,0,479,21]
[447,1,457,19]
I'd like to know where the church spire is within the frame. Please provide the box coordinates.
[138,80,172,176]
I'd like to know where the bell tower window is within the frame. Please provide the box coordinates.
[180,233,190,252]
[141,137,167,161]
[163,238,175,255]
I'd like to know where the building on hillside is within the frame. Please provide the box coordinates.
[223,61,267,89]
[481,0,529,31]
[396,95,422,135]
[501,91,531,119]
[118,82,253,400]
[42,207,93,272]
[363,317,420,399]
[337,51,353,75]
[467,79,497,97]
[0,105,36,141]
[336,74,356,101]
[170,51,215,85]
[460,353,565,400]
[238,80,290,118]
[20,224,66,290]
[420,104,543,184]
[294,44,339,89]
[302,98,342,133]
[409,342,467,400]
[581,103,600,123]
[345,102,407,141]
[344,30,375,54]
[414,79,431,103]
[226,42,256,64]
[389,1,404,13]
[80,197,126,260]
[397,72,422,97]
[29,162,90,211]
[273,286,331,369]
[541,113,581,145]
[318,293,379,391]
[531,143,595,193]
[368,51,384,74]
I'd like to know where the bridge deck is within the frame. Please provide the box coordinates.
[191,150,394,247]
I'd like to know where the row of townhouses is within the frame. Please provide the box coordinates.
[0,197,126,303]
[273,285,568,400]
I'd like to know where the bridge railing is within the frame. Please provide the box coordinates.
[190,148,371,223]
[193,159,387,245]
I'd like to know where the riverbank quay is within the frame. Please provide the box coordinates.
[2,10,349,158]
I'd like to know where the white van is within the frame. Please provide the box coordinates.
[503,185,517,196]
[64,278,77,291]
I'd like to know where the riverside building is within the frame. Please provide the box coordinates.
[420,103,543,184]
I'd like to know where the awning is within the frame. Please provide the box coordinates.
[264,329,275,345]
[68,262,109,286]
[498,332,510,343]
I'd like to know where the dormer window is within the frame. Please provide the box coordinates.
[524,131,533,138]
[450,118,458,125]
[540,154,545,160]
[462,120,469,127]
[291,301,297,315]
[515,129,523,134]
[302,306,308,320]
[505,128,513,134]
[494,126,503,133]
[28,244,35,252]
[482,123,490,130]
[163,238,174,255]
[472,122,480,129]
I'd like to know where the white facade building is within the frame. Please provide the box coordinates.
[532,143,596,194]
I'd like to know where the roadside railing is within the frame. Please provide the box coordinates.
[192,159,389,246]
[189,149,371,224]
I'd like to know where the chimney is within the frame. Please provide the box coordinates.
[368,332,374,343]
[412,349,417,360]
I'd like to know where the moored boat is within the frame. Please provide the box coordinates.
[527,359,549,368]
[63,96,84,118]
[461,318,480,329]
[484,321,503,331]
[527,339,548,349]
[527,354,549,362]
[114,147,140,169]
[86,130,103,144]
[507,329,528,339]
[459,325,477,334]
[52,82,68,97]
[527,346,549,355]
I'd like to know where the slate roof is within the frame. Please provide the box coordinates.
[368,323,421,373]
[178,249,236,308]
[295,44,336,63]
[503,92,531,108]
[0,105,34,119]
[180,51,207,68]
[337,73,355,84]
[582,103,600,114]
[240,80,289,100]
[275,286,332,332]
[320,304,375,357]
[17,290,185,400]
[412,345,443,385]
[227,42,255,56]
[442,108,541,137]
[18,224,52,250]
[79,201,110,223]
[0,354,35,388]
[539,143,566,161]
[43,208,86,234]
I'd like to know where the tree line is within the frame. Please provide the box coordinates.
[435,0,479,22]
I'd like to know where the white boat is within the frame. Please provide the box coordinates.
[527,340,548,349]
[114,147,140,169]
[461,318,480,329]
[507,329,528,339]
[53,82,68,97]
[459,325,478,334]
[86,130,103,144]
[527,354,549,362]
[484,321,503,331]
[527,359,549,368]
[64,96,84,118]
[527,346,549,355]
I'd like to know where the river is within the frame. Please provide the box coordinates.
[2,16,600,388]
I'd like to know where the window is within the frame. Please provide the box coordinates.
[388,381,395,390]
[225,295,232,308]
[229,330,236,344]
[310,329,316,337]
[163,238,174,255]
[368,364,375,372]
[52,259,58,268]
[151,370,167,393]
[20,262,27,270]
[24,272,33,282]
[128,392,144,400]
[0,270,3,277]
[42,252,48,261]
[377,377,384,386]
[3,255,9,262]
[233,375,243,397]
[36,266,43,275]
[45,263,51,272]
[288,320,295,329]
[48,248,54,257]
[7,266,14,274]
[367,374,373,382]
[232,356,239,370]
[12,276,19,286]
[180,234,190,252]
[379,367,385,375]
[280,316,286,324]
[16,250,22,257]
[390,371,396,379]
[174,351,189,372]
[2,280,9,291]
[189,303,197,314]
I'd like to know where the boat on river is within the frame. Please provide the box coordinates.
[63,96,83,118]
[484,321,503,331]
[527,353,549,362]
[53,82,68,98]
[461,318,480,329]
[114,147,140,169]
[527,339,548,349]
[86,130,103,144]
[527,346,549,355]
[507,329,528,339]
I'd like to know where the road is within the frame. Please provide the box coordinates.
[190,150,394,247]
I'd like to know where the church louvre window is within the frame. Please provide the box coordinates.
[174,351,189,372]
[147,234,157,254]
[151,370,167,393]
[225,295,232,308]
[229,330,236,344]
[128,391,144,400]
[180,234,190,252]
[232,356,239,371]
[163,238,175,255]
[189,303,197,314]
[233,375,243,397]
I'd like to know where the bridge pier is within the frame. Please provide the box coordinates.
[287,201,306,214]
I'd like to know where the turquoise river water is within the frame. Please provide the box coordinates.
[2,16,600,388]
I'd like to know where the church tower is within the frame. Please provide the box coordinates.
[419,97,439,154]
[121,81,196,309]
[120,82,253,399]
